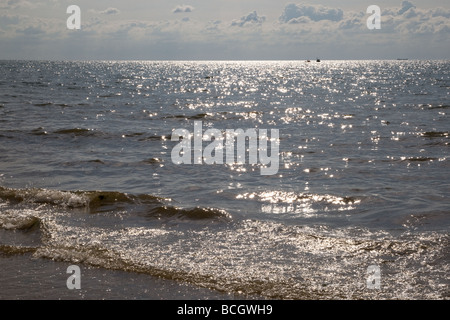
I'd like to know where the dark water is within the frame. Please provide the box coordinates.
[0,60,448,299]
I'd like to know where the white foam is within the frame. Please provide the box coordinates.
[0,209,40,230]
[22,189,89,208]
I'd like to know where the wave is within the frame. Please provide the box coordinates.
[53,128,100,137]
[161,111,264,122]
[400,157,439,162]
[0,186,90,208]
[137,135,168,142]
[163,113,212,120]
[0,208,41,230]
[33,102,53,107]
[420,131,449,138]
[140,158,163,165]
[27,128,168,142]
[147,205,231,220]
[0,244,37,255]
[31,219,450,300]
[422,104,450,110]
[30,127,49,136]
[1,186,448,299]
[0,186,231,221]
[236,190,361,206]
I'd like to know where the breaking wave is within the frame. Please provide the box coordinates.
[0,186,448,300]
[0,186,231,221]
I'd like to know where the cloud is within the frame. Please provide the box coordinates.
[0,0,61,10]
[378,1,450,35]
[173,5,194,14]
[398,1,416,15]
[430,8,450,18]
[0,0,28,9]
[231,11,266,27]
[0,14,20,26]
[99,7,120,15]
[18,25,45,35]
[338,15,365,31]
[279,3,344,23]
[0,0,449,60]
[402,7,418,19]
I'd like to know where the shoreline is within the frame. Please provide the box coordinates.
[0,253,262,300]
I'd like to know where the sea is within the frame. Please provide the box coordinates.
[0,60,448,300]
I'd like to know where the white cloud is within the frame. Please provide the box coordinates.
[0,0,57,10]
[398,1,416,15]
[279,3,344,23]
[338,14,365,31]
[231,11,265,27]
[18,25,45,35]
[0,1,449,60]
[0,13,20,26]
[99,7,121,15]
[173,5,194,14]
[0,0,31,9]
[379,2,450,35]
[430,8,450,18]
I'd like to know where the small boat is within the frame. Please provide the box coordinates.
[316,58,321,62]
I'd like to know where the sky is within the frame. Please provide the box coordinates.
[0,0,449,60]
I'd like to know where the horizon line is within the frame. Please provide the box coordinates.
[1,58,448,62]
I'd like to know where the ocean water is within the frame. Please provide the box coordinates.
[0,60,448,300]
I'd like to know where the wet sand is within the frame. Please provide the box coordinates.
[0,253,261,300]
